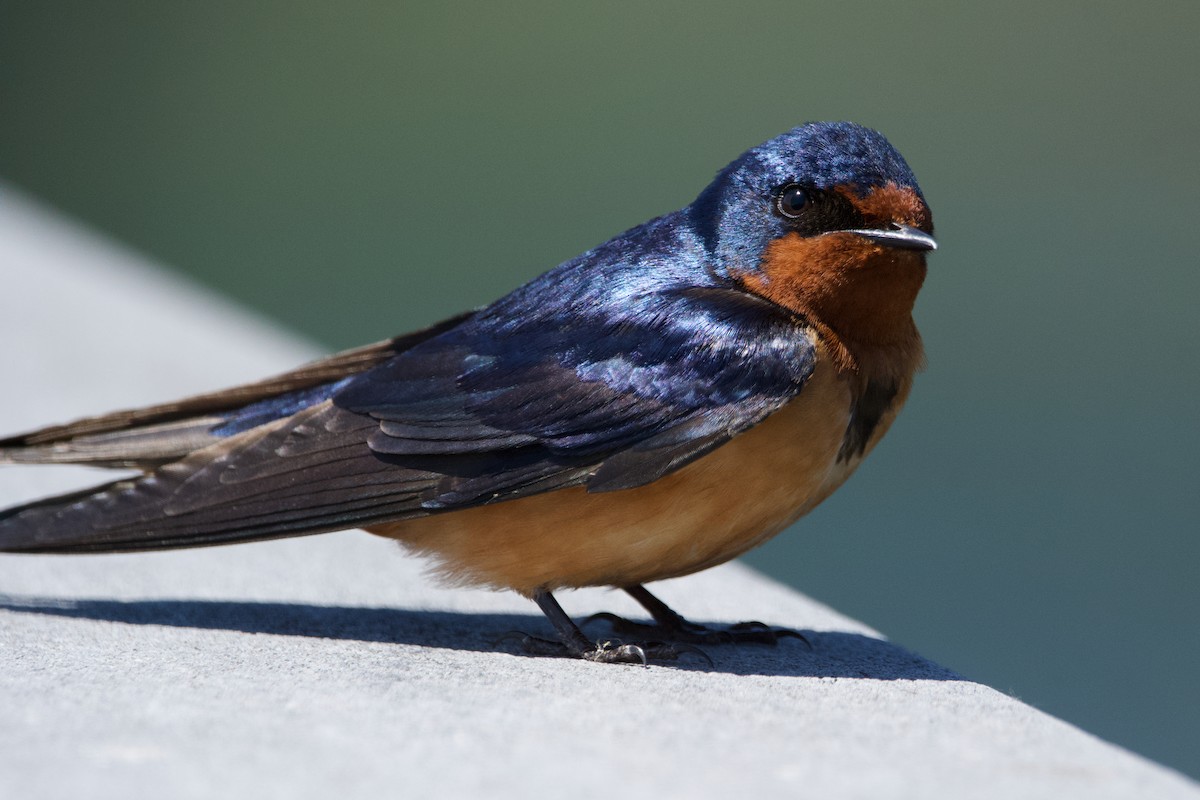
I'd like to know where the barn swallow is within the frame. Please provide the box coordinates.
[0,121,935,664]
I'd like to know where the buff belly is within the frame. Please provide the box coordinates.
[367,357,874,595]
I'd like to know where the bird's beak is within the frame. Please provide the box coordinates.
[843,223,937,252]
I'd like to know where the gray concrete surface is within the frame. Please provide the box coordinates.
[1,186,1196,799]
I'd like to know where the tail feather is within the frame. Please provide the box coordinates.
[0,312,473,470]
[0,477,423,553]
[0,416,227,469]
[0,403,437,554]
[0,312,480,553]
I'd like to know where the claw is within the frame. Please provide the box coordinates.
[621,644,649,666]
[585,642,648,666]
[496,629,660,665]
[597,640,711,667]
[649,641,714,667]
[585,606,809,650]
[727,621,812,649]
[729,621,772,631]
[774,628,813,649]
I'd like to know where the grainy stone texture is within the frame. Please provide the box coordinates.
[1,186,1196,799]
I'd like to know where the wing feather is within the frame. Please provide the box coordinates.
[0,284,819,554]
[0,312,473,468]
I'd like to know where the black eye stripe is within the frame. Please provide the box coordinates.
[773,183,865,235]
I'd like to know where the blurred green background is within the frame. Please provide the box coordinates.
[2,1,1197,780]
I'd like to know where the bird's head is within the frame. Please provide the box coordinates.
[690,122,934,371]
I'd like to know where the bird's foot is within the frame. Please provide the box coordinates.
[583,611,811,649]
[511,588,714,665]
[496,631,711,666]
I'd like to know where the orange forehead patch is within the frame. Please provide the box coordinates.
[836,183,932,232]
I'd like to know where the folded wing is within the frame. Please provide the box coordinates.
[0,288,817,553]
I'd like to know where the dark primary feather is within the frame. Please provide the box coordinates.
[0,312,473,469]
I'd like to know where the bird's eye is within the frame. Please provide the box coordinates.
[776,185,809,218]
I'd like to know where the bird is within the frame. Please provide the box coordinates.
[0,121,935,664]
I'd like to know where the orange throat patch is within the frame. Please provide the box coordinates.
[739,184,930,382]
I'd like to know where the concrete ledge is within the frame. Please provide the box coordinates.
[1,186,1195,799]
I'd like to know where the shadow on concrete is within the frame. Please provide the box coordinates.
[0,594,963,680]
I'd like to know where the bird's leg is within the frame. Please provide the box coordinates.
[583,584,810,648]
[502,589,708,665]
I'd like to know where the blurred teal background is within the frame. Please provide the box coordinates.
[2,1,1197,780]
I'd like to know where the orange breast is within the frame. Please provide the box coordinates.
[367,346,863,595]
